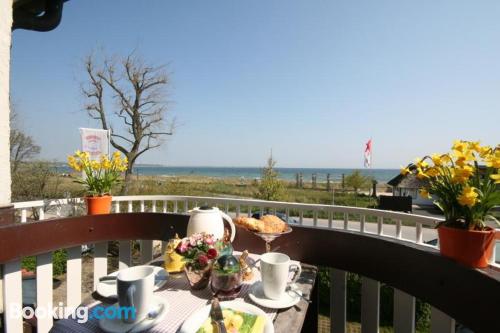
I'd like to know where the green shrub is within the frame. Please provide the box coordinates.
[21,249,68,276]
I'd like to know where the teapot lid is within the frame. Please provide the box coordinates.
[192,206,219,213]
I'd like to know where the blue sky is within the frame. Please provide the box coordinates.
[10,0,500,168]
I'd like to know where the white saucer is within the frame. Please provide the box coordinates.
[99,295,169,333]
[248,282,301,309]
[96,266,168,298]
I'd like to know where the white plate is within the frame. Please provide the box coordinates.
[96,266,168,298]
[248,282,301,309]
[179,300,274,333]
[99,295,169,333]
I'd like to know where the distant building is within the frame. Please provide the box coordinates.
[387,172,433,206]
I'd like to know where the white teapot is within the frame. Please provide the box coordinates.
[186,206,236,242]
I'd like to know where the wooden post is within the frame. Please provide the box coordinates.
[342,173,345,189]
[312,173,317,189]
[372,180,378,198]
[296,173,300,188]
[299,173,303,188]
[327,173,331,191]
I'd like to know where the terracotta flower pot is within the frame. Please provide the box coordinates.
[438,225,496,268]
[85,195,112,215]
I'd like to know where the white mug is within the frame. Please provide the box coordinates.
[117,265,155,323]
[260,252,301,300]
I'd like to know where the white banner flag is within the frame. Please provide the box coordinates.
[364,139,372,168]
[79,128,110,160]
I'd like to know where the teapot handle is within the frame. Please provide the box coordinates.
[220,211,236,242]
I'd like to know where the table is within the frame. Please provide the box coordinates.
[51,253,318,333]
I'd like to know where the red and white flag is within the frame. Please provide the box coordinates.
[364,139,372,168]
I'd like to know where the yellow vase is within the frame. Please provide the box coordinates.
[164,234,185,273]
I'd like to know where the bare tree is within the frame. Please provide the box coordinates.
[81,51,174,193]
[10,110,41,173]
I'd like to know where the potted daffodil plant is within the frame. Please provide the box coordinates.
[68,151,128,215]
[401,140,500,268]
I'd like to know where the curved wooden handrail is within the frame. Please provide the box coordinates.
[0,213,498,332]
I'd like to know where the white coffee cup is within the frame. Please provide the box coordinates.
[117,265,155,323]
[260,252,302,300]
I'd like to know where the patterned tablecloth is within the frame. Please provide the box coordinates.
[51,253,297,333]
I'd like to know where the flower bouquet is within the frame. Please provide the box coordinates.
[401,140,500,267]
[67,151,128,214]
[176,233,219,289]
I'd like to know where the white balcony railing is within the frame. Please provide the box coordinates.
[5,195,499,333]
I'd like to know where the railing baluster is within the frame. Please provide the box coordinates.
[224,203,229,213]
[285,208,290,221]
[416,223,423,244]
[328,211,333,228]
[361,276,380,333]
[184,200,189,212]
[236,205,241,217]
[119,241,132,270]
[377,216,383,235]
[330,268,346,333]
[360,214,365,233]
[93,242,108,290]
[194,201,199,208]
[66,246,82,309]
[152,200,157,212]
[38,207,45,221]
[128,200,133,212]
[343,212,348,230]
[313,210,318,226]
[3,260,23,333]
[393,289,415,333]
[36,252,53,333]
[396,219,402,239]
[163,200,167,213]
[174,200,178,213]
[271,207,277,215]
[139,202,152,262]
[431,307,455,333]
[21,208,27,223]
[247,206,252,217]
[299,210,303,225]
[114,201,120,213]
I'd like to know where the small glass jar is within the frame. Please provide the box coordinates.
[211,255,242,300]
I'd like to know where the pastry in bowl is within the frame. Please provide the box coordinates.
[233,215,288,233]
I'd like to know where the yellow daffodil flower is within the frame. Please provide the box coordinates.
[400,166,411,176]
[478,145,492,159]
[485,150,500,169]
[430,154,443,167]
[452,140,468,153]
[426,167,440,177]
[414,158,429,170]
[419,188,431,199]
[468,141,481,153]
[440,154,452,164]
[416,168,429,180]
[491,173,500,184]
[451,165,474,184]
[457,186,479,208]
